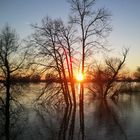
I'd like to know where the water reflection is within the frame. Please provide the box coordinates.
[34,83,85,140]
[79,83,85,140]
[1,83,140,140]
[91,99,127,140]
[0,83,28,140]
[58,106,75,140]
[34,83,128,140]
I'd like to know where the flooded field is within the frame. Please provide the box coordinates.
[0,83,140,140]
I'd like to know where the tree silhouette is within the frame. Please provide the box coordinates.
[31,17,80,106]
[89,48,128,98]
[69,0,111,75]
[0,25,27,140]
[134,67,140,80]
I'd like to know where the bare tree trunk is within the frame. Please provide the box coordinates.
[5,82,10,140]
[59,52,72,106]
[5,69,10,140]
[57,29,76,106]
[68,49,76,106]
[55,54,70,106]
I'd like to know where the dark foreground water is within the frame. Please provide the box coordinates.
[0,83,140,140]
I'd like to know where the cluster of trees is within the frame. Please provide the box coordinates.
[88,48,128,98]
[0,1,110,139]
[0,0,132,110]
[134,67,140,80]
[29,0,111,106]
[10,74,41,82]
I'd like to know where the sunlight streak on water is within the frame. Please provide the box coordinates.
[78,83,81,95]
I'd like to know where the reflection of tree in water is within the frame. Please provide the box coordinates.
[79,83,85,140]
[1,82,133,140]
[89,99,128,140]
[0,84,27,140]
[58,96,85,140]
[34,83,85,140]
[1,83,135,140]
[0,84,5,137]
[35,83,66,111]
[34,83,132,140]
[34,83,67,139]
[58,106,76,140]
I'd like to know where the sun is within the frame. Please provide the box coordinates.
[76,72,84,82]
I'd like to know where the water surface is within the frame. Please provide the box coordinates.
[0,83,140,140]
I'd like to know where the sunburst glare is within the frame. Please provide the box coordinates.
[76,72,84,82]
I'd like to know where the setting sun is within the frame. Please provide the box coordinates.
[76,72,84,82]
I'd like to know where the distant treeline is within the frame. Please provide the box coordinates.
[1,76,140,83]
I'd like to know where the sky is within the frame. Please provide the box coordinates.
[0,0,140,72]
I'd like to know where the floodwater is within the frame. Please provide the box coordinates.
[0,83,140,140]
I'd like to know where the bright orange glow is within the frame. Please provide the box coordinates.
[76,72,84,82]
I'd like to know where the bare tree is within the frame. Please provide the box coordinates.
[104,48,128,98]
[54,20,77,106]
[31,17,74,106]
[68,0,111,106]
[30,0,112,107]
[0,25,27,140]
[89,48,128,99]
[69,0,111,75]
